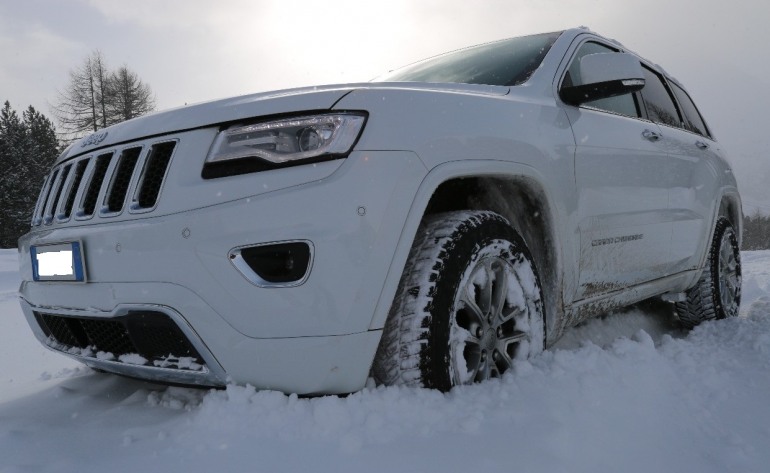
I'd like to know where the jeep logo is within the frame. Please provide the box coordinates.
[81,131,109,148]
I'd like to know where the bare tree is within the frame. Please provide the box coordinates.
[52,51,156,141]
[108,66,156,123]
[52,51,110,140]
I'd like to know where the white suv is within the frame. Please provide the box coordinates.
[18,28,742,394]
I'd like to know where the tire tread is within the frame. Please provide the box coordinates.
[675,217,740,328]
[372,211,518,387]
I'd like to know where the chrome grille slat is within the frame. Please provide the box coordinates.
[31,174,52,226]
[48,163,72,222]
[79,152,113,218]
[105,147,142,214]
[61,158,90,220]
[40,168,61,225]
[133,141,176,211]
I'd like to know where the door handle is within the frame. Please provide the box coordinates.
[695,140,710,150]
[642,129,661,141]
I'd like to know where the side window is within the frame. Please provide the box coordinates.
[562,41,639,118]
[639,67,682,128]
[670,82,710,138]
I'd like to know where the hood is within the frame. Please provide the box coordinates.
[60,84,357,163]
[61,81,509,164]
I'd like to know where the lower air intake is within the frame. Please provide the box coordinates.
[34,311,205,371]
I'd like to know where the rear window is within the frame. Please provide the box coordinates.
[376,31,563,87]
[670,82,711,138]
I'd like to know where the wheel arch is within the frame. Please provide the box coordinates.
[718,190,743,246]
[688,188,743,285]
[369,160,565,341]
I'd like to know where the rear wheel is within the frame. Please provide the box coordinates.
[373,211,545,392]
[675,217,741,328]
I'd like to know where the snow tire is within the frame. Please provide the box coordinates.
[373,211,545,392]
[675,217,741,328]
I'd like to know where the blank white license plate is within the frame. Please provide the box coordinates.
[31,242,85,282]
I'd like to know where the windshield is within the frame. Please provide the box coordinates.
[375,31,562,86]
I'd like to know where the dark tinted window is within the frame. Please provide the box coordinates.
[640,67,682,127]
[376,31,562,86]
[670,82,710,137]
[562,41,639,117]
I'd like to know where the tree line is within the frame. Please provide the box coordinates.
[0,51,155,248]
[0,101,59,247]
[742,212,770,250]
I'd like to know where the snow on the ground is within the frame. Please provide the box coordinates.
[1,248,769,473]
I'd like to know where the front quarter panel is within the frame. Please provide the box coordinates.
[336,85,579,336]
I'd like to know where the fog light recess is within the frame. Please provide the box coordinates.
[229,241,313,287]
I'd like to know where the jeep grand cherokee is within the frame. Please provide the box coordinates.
[18,28,741,394]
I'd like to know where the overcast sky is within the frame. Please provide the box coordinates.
[1,0,768,212]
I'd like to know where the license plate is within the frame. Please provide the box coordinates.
[31,242,86,282]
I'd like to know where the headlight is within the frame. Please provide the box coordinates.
[202,113,366,179]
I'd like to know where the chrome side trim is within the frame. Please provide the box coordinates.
[79,357,222,387]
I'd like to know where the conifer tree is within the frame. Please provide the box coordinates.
[0,102,59,247]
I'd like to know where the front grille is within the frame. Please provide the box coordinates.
[31,139,177,226]
[34,311,204,370]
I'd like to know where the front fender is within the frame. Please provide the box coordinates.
[366,159,571,342]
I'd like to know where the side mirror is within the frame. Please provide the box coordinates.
[560,52,645,106]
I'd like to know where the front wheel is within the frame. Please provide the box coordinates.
[373,211,545,392]
[675,217,741,328]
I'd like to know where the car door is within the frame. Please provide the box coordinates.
[652,77,723,273]
[559,40,675,301]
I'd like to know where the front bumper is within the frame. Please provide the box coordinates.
[18,150,427,394]
[18,289,382,393]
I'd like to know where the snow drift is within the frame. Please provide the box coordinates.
[1,249,769,472]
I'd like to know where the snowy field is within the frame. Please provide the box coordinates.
[1,248,769,473]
